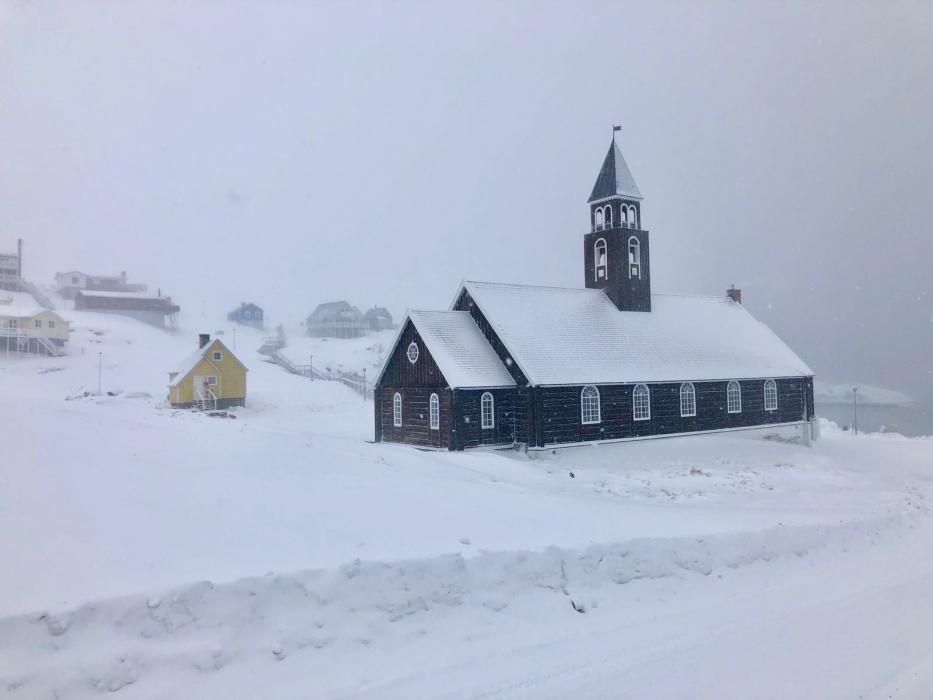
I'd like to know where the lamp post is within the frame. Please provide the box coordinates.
[98,352,102,395]
[852,386,859,435]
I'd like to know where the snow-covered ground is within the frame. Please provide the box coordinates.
[815,379,913,406]
[3,302,933,698]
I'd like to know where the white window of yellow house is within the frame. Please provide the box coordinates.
[212,351,223,362]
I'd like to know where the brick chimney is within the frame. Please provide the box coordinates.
[726,285,742,304]
[199,333,210,348]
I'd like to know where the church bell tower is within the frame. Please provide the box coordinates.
[583,133,651,312]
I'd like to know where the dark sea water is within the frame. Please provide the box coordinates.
[817,402,933,438]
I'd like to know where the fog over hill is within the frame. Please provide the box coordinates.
[1,1,931,399]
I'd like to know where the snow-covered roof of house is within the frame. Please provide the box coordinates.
[0,290,47,317]
[168,338,247,387]
[455,281,812,386]
[307,301,363,323]
[589,141,642,202]
[401,310,516,389]
[77,290,164,301]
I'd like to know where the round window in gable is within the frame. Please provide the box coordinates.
[406,342,420,364]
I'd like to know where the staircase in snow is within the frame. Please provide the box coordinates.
[263,347,373,400]
[0,329,65,357]
[195,388,217,412]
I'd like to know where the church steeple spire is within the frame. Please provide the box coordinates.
[588,139,642,203]
[583,135,651,312]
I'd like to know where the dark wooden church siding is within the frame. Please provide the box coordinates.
[536,377,813,447]
[378,388,451,448]
[378,320,449,389]
[453,290,529,386]
[376,319,452,448]
[452,389,516,450]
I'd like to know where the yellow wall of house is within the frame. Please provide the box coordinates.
[0,310,69,342]
[170,340,247,405]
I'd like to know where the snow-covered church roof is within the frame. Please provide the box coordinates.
[454,281,812,387]
[400,310,516,389]
[588,141,642,202]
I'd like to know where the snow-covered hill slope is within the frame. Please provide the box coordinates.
[815,379,913,406]
[3,304,933,698]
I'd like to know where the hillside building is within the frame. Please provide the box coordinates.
[306,301,367,339]
[228,302,264,330]
[168,334,247,410]
[74,290,179,330]
[0,290,68,355]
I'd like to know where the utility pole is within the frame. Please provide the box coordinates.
[232,326,237,351]
[362,368,367,400]
[852,386,859,435]
[98,352,103,395]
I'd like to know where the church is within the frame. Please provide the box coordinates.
[374,136,815,450]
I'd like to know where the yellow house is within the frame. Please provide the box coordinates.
[0,291,69,354]
[168,334,247,409]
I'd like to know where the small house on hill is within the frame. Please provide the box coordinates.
[168,334,247,410]
[75,290,179,330]
[306,301,367,339]
[227,302,264,330]
[0,290,69,355]
[0,239,23,292]
[55,270,147,300]
[364,306,393,331]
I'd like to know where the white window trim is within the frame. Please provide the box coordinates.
[633,383,651,421]
[429,393,440,430]
[393,392,402,427]
[481,392,495,429]
[764,379,778,412]
[406,342,419,364]
[594,238,608,282]
[212,351,223,361]
[581,385,601,425]
[680,382,696,417]
[628,236,641,279]
[727,380,742,414]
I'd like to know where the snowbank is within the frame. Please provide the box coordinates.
[0,515,912,699]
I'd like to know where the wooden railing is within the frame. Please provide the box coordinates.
[267,349,372,400]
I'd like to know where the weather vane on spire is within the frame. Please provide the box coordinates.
[612,124,621,142]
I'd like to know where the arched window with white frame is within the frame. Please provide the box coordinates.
[393,392,402,426]
[429,393,440,429]
[594,207,604,230]
[633,383,650,421]
[628,205,638,228]
[620,205,628,226]
[727,380,742,414]
[628,236,641,279]
[680,382,696,417]
[594,238,608,281]
[763,379,778,412]
[604,204,613,228]
[481,392,495,429]
[581,385,601,424]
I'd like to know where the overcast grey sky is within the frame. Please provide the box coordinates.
[1,1,931,397]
